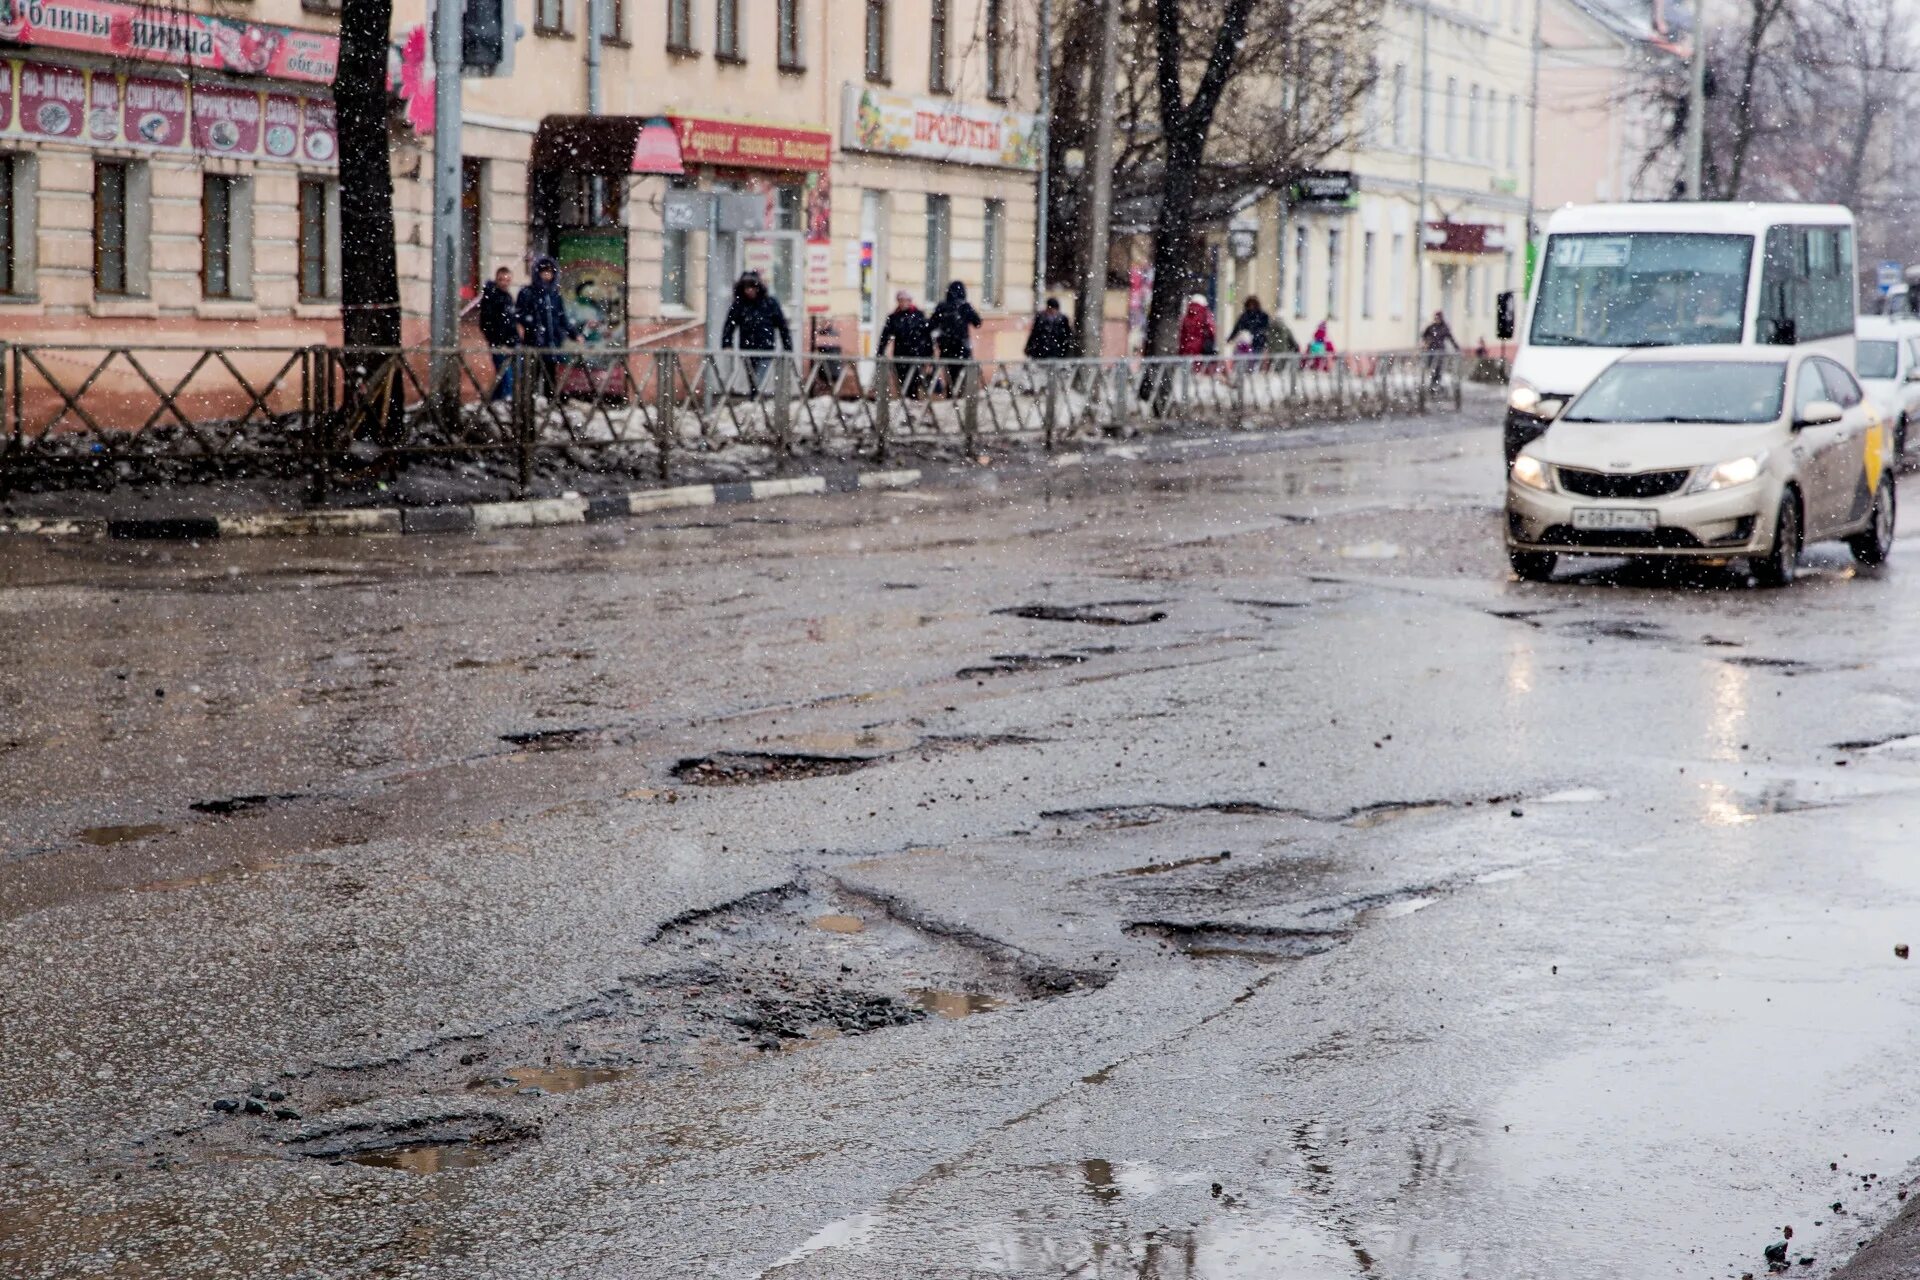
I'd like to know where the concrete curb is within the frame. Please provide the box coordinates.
[0,470,923,542]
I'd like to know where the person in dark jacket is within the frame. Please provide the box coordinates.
[1421,310,1459,391]
[929,280,982,394]
[516,256,580,397]
[720,271,793,396]
[877,290,934,398]
[1227,296,1272,364]
[1024,297,1075,361]
[465,266,519,402]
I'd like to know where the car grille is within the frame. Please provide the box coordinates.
[1555,466,1692,499]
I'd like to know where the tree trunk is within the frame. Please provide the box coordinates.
[335,0,401,354]
[1143,136,1205,358]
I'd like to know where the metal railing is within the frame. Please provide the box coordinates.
[0,343,1469,496]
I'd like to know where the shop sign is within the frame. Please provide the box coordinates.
[1424,221,1503,254]
[190,83,261,154]
[555,228,626,345]
[299,94,335,162]
[843,84,1041,171]
[18,60,83,137]
[669,115,830,172]
[0,0,338,84]
[804,243,832,313]
[1288,169,1357,206]
[122,75,186,147]
[0,61,10,130]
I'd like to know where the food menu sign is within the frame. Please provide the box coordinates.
[0,0,338,84]
[842,84,1041,171]
[0,59,333,162]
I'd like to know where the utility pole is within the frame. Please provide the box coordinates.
[1413,0,1430,342]
[1035,0,1051,300]
[1682,4,1709,198]
[429,0,463,397]
[1077,0,1120,356]
[1523,0,1541,292]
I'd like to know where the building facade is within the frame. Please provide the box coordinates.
[1533,0,1678,210]
[0,0,1041,354]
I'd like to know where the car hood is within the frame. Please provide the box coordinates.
[1527,420,1784,472]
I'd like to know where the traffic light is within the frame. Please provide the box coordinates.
[1496,291,1516,340]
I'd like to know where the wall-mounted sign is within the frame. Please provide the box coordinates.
[18,61,83,137]
[670,115,830,172]
[1287,170,1358,206]
[0,0,338,84]
[842,85,1041,171]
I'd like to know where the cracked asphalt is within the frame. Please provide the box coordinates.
[6,395,1920,1279]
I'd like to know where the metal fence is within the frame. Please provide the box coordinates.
[0,343,1469,494]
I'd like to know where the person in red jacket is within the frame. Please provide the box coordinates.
[1176,295,1216,369]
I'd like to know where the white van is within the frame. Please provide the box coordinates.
[1506,203,1857,460]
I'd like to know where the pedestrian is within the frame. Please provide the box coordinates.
[929,280,982,395]
[876,290,935,398]
[1177,294,1217,371]
[1226,296,1271,368]
[1024,297,1075,361]
[1421,309,1459,391]
[720,270,793,397]
[515,256,580,399]
[466,265,519,403]
[1307,319,1337,372]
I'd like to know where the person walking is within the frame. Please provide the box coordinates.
[1306,319,1337,372]
[515,256,579,399]
[1226,296,1274,368]
[720,271,793,397]
[1421,309,1460,391]
[467,265,519,403]
[1024,297,1075,361]
[929,280,982,395]
[876,290,935,398]
[1177,295,1217,371]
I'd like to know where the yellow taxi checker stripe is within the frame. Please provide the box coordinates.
[1865,421,1886,494]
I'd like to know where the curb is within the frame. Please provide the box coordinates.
[0,470,923,542]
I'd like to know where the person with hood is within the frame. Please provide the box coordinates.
[1307,319,1337,372]
[463,265,519,402]
[1177,295,1216,369]
[929,280,982,394]
[1421,309,1460,390]
[720,271,793,396]
[516,255,580,397]
[876,290,935,398]
[1024,297,1076,362]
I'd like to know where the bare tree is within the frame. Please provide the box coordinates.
[334,0,402,354]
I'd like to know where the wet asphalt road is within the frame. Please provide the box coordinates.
[5,398,1920,1279]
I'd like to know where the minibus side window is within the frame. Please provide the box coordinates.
[1756,226,1798,345]
[1758,224,1854,345]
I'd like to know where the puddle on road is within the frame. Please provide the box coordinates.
[345,1142,498,1173]
[1701,781,1830,826]
[956,652,1091,679]
[189,792,302,816]
[1116,852,1234,877]
[1356,895,1436,924]
[909,989,1006,1019]
[771,729,920,756]
[671,751,879,786]
[1129,920,1348,963]
[1344,802,1452,829]
[75,823,172,846]
[812,913,867,934]
[1532,787,1607,805]
[995,601,1170,627]
[472,1065,635,1095]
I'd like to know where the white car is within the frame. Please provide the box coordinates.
[1506,347,1896,586]
[1855,314,1920,459]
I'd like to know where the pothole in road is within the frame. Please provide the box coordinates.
[188,792,302,817]
[671,751,879,785]
[500,726,604,752]
[1127,920,1349,963]
[957,652,1092,679]
[994,601,1170,627]
[75,822,173,846]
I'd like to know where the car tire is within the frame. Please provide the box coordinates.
[1848,470,1897,566]
[1753,492,1801,588]
[1508,548,1557,582]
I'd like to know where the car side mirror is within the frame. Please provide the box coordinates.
[1904,367,1920,383]
[1795,399,1844,428]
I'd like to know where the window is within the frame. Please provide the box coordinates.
[598,0,621,41]
[1534,231,1752,347]
[983,198,1005,308]
[662,181,690,307]
[1506,93,1518,168]
[1817,356,1863,407]
[1420,72,1432,152]
[460,158,486,298]
[923,193,950,304]
[1467,264,1479,317]
[202,175,235,298]
[94,162,132,295]
[1792,361,1829,418]
[715,0,740,60]
[1756,224,1854,343]
[1326,228,1341,318]
[986,0,1008,101]
[536,0,564,35]
[1390,232,1407,319]
[1467,86,1481,159]
[865,0,889,81]
[778,0,803,68]
[1361,231,1376,319]
[929,0,950,92]
[298,177,340,302]
[667,0,694,50]
[0,155,14,296]
[1293,225,1309,318]
[1391,64,1407,146]
[1445,77,1457,154]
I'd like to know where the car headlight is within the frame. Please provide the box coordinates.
[1509,379,1541,414]
[1510,454,1553,491]
[1688,452,1767,493]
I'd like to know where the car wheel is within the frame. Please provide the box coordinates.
[1753,493,1801,588]
[1508,548,1557,582]
[1848,469,1897,566]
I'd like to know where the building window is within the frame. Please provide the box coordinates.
[778,0,803,69]
[1391,64,1407,146]
[1467,264,1480,317]
[598,0,621,41]
[1467,85,1480,159]
[0,155,14,296]
[1292,225,1308,318]
[986,0,1008,100]
[202,175,234,298]
[929,0,951,93]
[94,161,132,296]
[460,158,486,298]
[865,0,889,81]
[1420,72,1432,152]
[1326,227,1341,319]
[668,0,694,50]
[983,198,1005,308]
[536,0,564,35]
[923,193,950,304]
[1506,93,1519,168]
[715,0,740,60]
[1361,231,1375,319]
[1390,231,1407,319]
[1444,77,1457,155]
[298,177,340,302]
[662,181,690,307]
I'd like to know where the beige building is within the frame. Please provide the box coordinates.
[0,0,1041,354]
[1534,0,1679,210]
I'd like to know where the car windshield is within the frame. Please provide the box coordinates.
[1858,339,1899,380]
[1531,232,1754,348]
[1561,361,1787,424]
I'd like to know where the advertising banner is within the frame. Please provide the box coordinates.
[554,228,627,346]
[0,0,338,84]
[299,94,336,163]
[122,75,186,148]
[843,85,1041,171]
[668,115,831,173]
[18,60,83,137]
[190,83,261,155]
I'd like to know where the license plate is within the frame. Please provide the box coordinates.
[1572,507,1657,532]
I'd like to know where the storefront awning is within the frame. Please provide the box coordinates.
[1424,221,1507,255]
[531,115,831,176]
